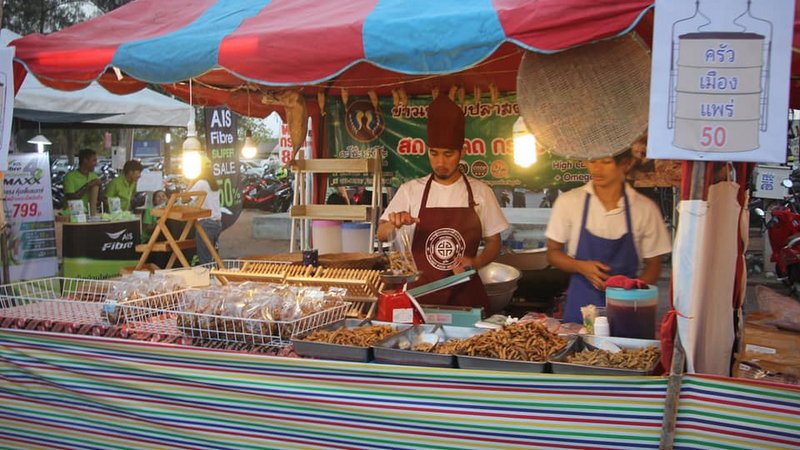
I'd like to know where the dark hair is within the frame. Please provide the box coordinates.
[613,149,633,165]
[123,160,144,174]
[77,148,96,164]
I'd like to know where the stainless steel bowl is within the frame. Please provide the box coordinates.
[478,262,521,313]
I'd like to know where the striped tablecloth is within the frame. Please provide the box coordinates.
[0,329,797,449]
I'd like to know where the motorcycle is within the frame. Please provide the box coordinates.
[242,173,293,212]
[755,173,800,289]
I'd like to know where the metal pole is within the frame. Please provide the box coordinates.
[659,161,705,450]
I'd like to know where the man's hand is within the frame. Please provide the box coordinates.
[387,211,418,228]
[452,256,475,274]
[87,178,101,188]
[576,260,610,290]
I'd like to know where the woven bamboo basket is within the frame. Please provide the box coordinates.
[251,252,387,270]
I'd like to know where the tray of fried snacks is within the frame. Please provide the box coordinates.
[550,335,661,375]
[455,321,572,373]
[292,320,408,362]
[373,324,487,368]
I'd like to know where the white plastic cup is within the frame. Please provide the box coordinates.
[594,316,610,337]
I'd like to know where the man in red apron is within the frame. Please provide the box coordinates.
[545,152,671,324]
[378,95,510,312]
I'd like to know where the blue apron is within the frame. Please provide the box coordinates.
[563,191,639,324]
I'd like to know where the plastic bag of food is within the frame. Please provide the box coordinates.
[388,226,418,276]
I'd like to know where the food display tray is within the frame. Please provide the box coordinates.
[549,335,660,376]
[292,320,406,363]
[373,325,485,368]
[456,335,577,373]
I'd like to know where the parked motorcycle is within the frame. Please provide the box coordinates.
[755,174,800,288]
[242,173,293,212]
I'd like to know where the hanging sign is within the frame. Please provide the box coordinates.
[325,94,589,191]
[648,0,795,163]
[3,153,57,281]
[203,106,242,230]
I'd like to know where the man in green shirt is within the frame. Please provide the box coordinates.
[105,160,144,212]
[64,148,101,215]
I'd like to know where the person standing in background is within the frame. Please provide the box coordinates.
[105,160,143,212]
[189,159,222,265]
[63,148,101,215]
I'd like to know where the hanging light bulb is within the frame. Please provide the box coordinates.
[512,116,537,168]
[240,91,258,159]
[27,122,52,153]
[241,129,257,159]
[182,80,203,179]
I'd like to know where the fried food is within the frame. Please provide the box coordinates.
[566,346,660,370]
[456,322,567,362]
[303,325,396,347]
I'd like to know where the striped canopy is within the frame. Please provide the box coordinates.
[9,0,800,115]
[9,0,656,116]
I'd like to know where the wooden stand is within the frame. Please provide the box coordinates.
[135,191,223,269]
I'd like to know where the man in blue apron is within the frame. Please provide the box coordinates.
[378,94,509,311]
[545,151,671,324]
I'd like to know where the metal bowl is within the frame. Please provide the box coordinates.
[478,262,521,313]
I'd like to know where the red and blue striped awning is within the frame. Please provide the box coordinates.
[9,0,656,113]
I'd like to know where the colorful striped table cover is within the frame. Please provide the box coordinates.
[0,330,797,449]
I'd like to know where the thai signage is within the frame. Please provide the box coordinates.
[3,153,58,281]
[325,94,590,191]
[649,0,795,162]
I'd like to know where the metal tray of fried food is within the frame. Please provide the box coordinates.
[292,320,407,363]
[373,325,486,368]
[549,336,661,376]
[456,335,576,373]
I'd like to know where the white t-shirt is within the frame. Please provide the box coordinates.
[189,179,222,220]
[381,174,509,241]
[545,182,671,259]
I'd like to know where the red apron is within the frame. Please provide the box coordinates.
[409,174,489,311]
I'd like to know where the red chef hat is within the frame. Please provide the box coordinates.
[427,95,465,150]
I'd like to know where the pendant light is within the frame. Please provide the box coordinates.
[27,122,51,153]
[241,90,258,159]
[512,116,537,168]
[182,79,203,179]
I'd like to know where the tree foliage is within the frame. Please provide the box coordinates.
[2,0,133,34]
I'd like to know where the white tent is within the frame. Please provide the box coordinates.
[3,29,190,127]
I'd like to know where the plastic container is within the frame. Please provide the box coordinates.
[341,222,372,253]
[605,285,658,339]
[593,316,610,336]
[311,220,342,254]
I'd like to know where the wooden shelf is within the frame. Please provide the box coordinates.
[136,240,196,253]
[291,158,377,174]
[151,206,211,221]
[289,204,371,221]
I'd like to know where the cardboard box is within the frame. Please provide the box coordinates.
[734,313,800,384]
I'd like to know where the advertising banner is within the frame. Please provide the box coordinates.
[203,106,242,230]
[648,0,795,163]
[0,47,14,171]
[62,220,139,279]
[3,153,58,281]
[325,94,590,191]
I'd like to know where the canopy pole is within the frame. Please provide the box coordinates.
[659,160,705,449]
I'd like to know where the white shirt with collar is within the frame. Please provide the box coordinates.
[545,181,671,259]
[381,174,510,242]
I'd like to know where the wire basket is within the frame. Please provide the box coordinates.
[0,277,117,326]
[118,297,351,347]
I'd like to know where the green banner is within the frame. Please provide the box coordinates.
[325,94,589,190]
